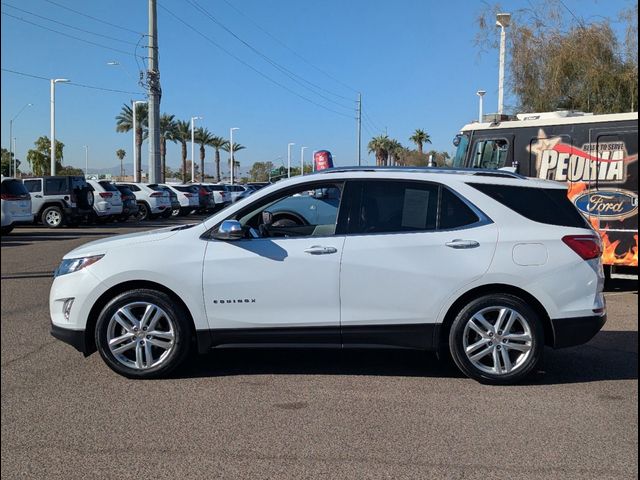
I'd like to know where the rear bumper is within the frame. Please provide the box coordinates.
[51,323,89,355]
[550,314,607,348]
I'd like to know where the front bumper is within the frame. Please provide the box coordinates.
[51,323,89,355]
[550,313,607,348]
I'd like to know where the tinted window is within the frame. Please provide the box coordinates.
[208,185,226,191]
[174,186,197,193]
[440,188,480,229]
[469,183,590,228]
[23,179,42,193]
[2,179,29,195]
[98,181,118,192]
[44,178,68,195]
[353,181,438,234]
[147,184,163,191]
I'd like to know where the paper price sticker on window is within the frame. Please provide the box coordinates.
[401,189,430,229]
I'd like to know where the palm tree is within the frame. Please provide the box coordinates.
[116,149,126,178]
[368,135,390,166]
[159,114,177,182]
[195,127,214,181]
[387,139,404,166]
[207,136,228,182]
[409,129,431,155]
[115,104,148,178]
[222,142,246,177]
[173,120,192,183]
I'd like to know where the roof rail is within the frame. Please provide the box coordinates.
[316,166,526,179]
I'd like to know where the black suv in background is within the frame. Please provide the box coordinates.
[22,176,94,228]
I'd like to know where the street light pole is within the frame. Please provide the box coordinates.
[287,142,295,178]
[476,90,486,122]
[300,146,307,176]
[229,127,239,185]
[50,79,69,176]
[83,145,89,176]
[132,100,146,182]
[9,103,32,177]
[496,13,511,116]
[190,116,202,183]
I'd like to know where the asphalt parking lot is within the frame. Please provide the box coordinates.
[1,219,638,479]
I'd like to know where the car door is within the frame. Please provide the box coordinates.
[23,179,43,214]
[201,180,346,345]
[339,180,498,349]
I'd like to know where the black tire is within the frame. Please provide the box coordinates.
[136,202,150,221]
[1,225,14,235]
[41,206,65,228]
[95,289,193,379]
[448,293,544,385]
[161,209,172,219]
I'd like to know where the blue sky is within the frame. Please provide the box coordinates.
[0,0,634,175]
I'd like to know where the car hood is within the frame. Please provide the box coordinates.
[63,226,187,259]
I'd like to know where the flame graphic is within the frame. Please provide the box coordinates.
[566,182,637,266]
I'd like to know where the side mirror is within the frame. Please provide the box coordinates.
[213,220,244,241]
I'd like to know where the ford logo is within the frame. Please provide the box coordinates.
[574,189,638,221]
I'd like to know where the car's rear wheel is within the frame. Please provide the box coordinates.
[448,294,543,384]
[136,202,150,221]
[42,206,64,228]
[95,289,192,379]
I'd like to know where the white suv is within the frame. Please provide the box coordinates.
[50,168,606,383]
[87,180,123,222]
[1,176,33,234]
[116,182,171,220]
[161,184,200,216]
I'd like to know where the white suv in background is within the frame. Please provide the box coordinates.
[1,176,33,234]
[116,182,171,220]
[87,180,123,222]
[50,168,606,384]
[162,184,200,216]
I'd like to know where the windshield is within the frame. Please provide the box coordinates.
[452,134,470,168]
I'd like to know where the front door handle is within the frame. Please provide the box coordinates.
[304,245,338,255]
[35,194,43,198]
[445,239,480,249]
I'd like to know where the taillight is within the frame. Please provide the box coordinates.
[99,192,113,198]
[1,193,27,200]
[562,235,602,260]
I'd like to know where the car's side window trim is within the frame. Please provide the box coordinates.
[202,180,347,240]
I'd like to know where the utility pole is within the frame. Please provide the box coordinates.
[357,93,362,166]
[147,0,161,183]
[496,13,511,116]
[300,146,307,175]
[83,145,89,176]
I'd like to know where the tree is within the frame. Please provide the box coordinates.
[475,2,638,113]
[115,103,148,178]
[159,114,177,182]
[222,142,246,176]
[173,120,192,183]
[1,148,19,176]
[248,161,274,182]
[26,136,64,176]
[116,149,126,178]
[195,127,214,181]
[409,129,431,155]
[368,135,390,166]
[387,139,404,166]
[57,165,85,176]
[207,136,228,182]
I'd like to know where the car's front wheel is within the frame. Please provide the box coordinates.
[95,289,192,379]
[448,294,543,384]
[42,206,64,228]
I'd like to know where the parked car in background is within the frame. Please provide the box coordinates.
[22,176,93,228]
[1,176,33,234]
[224,184,248,202]
[114,185,139,222]
[161,184,200,216]
[116,182,171,220]
[87,179,123,223]
[156,185,181,218]
[187,183,215,213]
[247,182,271,191]
[50,168,606,383]
[201,184,229,212]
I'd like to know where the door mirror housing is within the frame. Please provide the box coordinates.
[214,220,244,241]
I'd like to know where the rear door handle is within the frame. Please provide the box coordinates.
[445,239,480,249]
[304,245,338,255]
[35,194,43,198]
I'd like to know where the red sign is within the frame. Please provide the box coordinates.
[314,150,333,171]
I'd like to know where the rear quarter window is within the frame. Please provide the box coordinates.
[44,178,68,195]
[469,183,590,228]
[23,179,42,193]
[98,181,118,192]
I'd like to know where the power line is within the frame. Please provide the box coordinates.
[220,0,358,95]
[157,2,354,119]
[362,110,383,133]
[2,2,140,46]
[558,0,587,29]
[2,11,137,57]
[188,0,356,110]
[42,0,143,36]
[1,68,144,95]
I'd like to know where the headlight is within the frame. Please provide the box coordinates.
[54,255,104,277]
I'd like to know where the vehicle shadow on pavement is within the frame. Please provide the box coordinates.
[177,330,637,384]
[605,278,638,293]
